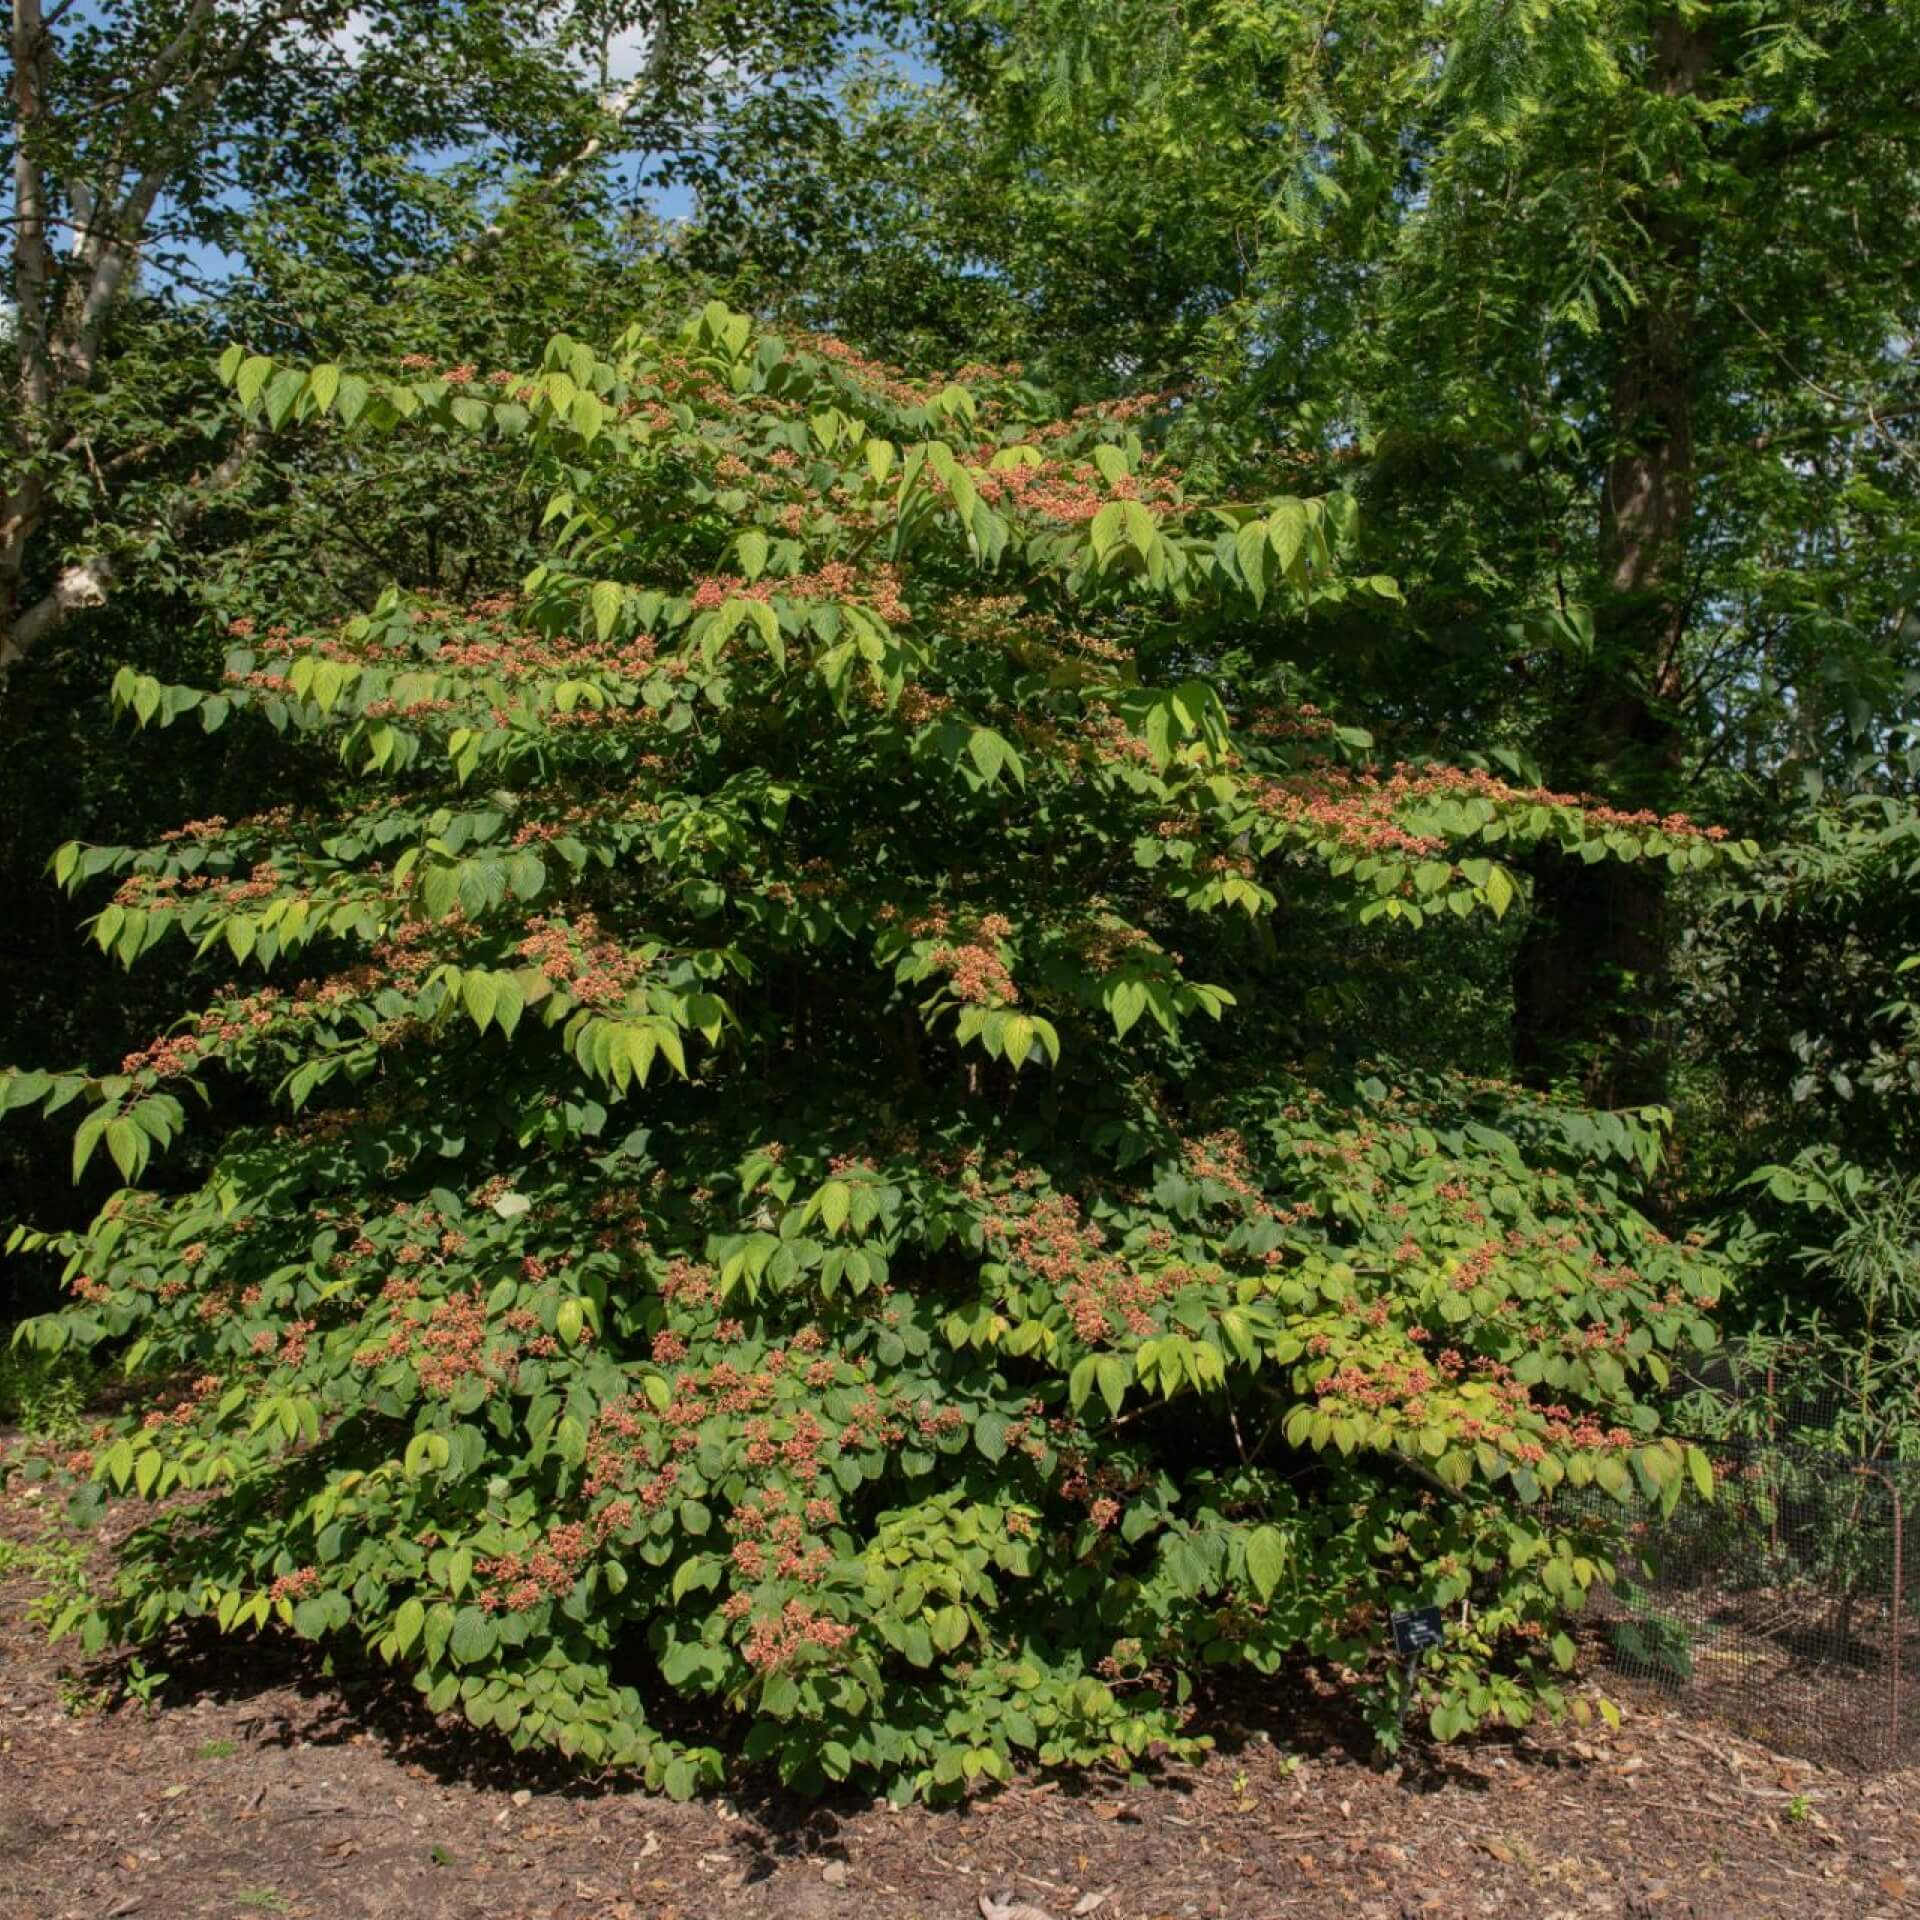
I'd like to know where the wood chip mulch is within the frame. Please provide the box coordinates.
[4,1468,1916,1920]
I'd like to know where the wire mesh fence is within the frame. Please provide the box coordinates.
[1588,1442,1916,1767]
[1573,1344,1920,1769]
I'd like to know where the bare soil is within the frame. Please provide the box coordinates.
[4,1464,1917,1920]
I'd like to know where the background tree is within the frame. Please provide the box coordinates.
[776,0,1920,1098]
[1,0,866,685]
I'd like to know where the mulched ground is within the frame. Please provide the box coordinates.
[4,1463,1917,1920]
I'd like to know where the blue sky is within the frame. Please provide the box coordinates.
[14,5,936,299]
[198,9,931,291]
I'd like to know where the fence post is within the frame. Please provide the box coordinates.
[1859,1466,1903,1765]
[1892,1479,1905,1765]
[1765,1359,1780,1557]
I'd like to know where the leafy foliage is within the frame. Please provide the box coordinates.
[1,0,874,685]
[1674,788,1920,1459]
[3,304,1747,1795]
[777,0,1920,1098]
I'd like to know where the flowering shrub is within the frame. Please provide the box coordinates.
[2,306,1748,1797]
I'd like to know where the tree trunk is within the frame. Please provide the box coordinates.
[1512,7,1709,1108]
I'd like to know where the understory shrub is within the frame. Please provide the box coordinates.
[2,307,1745,1797]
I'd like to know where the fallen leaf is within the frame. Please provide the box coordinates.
[980,1892,1054,1920]
[1072,1888,1114,1916]
[1880,1877,1910,1900]
[821,1861,849,1887]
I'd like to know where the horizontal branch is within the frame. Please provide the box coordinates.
[1748,400,1920,454]
[463,5,679,261]
[1,432,258,684]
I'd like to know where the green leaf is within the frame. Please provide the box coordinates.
[746,599,785,669]
[929,1604,969,1652]
[818,1181,851,1236]
[1235,519,1268,603]
[1068,1354,1098,1412]
[1268,499,1308,575]
[491,972,525,1040]
[263,366,306,429]
[1685,1444,1714,1501]
[463,972,499,1033]
[967,728,1022,787]
[105,1117,144,1184]
[974,1409,1011,1461]
[72,1106,112,1182]
[1107,977,1148,1039]
[392,1597,426,1654]
[335,372,371,426]
[446,1547,474,1598]
[448,1607,497,1665]
[570,390,605,443]
[1245,1525,1288,1600]
[590,580,623,643]
[1122,499,1158,556]
[1089,500,1129,562]
[235,355,274,410]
